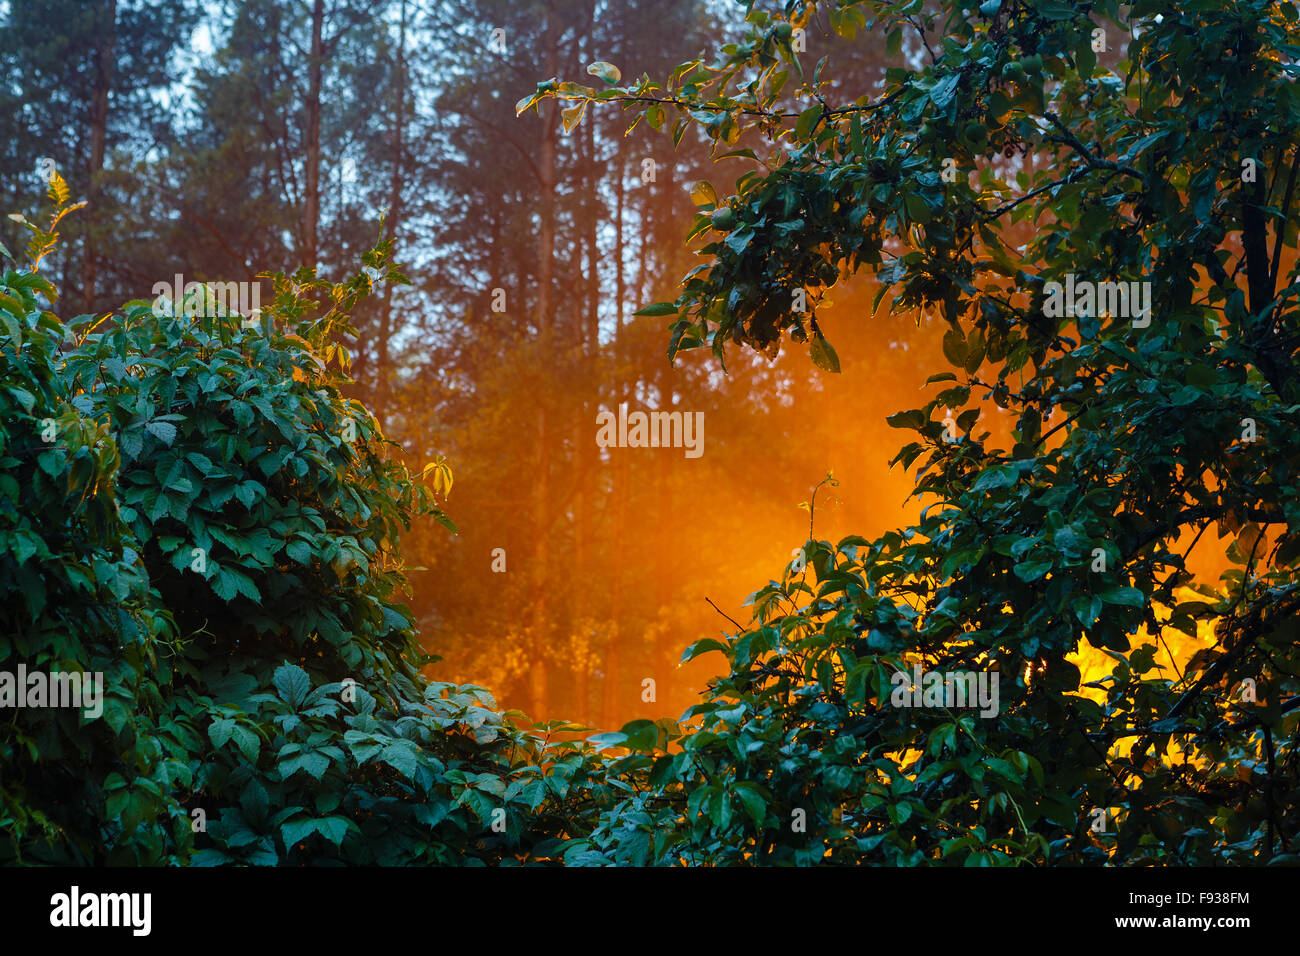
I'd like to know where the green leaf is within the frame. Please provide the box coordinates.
[905,192,931,223]
[120,429,143,459]
[1185,363,1217,391]
[187,451,215,474]
[280,818,312,848]
[942,328,967,366]
[380,740,420,779]
[634,302,677,317]
[795,105,822,141]
[1013,557,1053,582]
[1101,586,1145,608]
[586,61,621,85]
[963,328,986,373]
[886,27,902,57]
[240,779,270,823]
[208,717,235,749]
[733,782,767,826]
[682,637,728,663]
[212,570,237,601]
[971,465,1016,492]
[1,311,21,353]
[230,724,260,762]
[314,816,350,846]
[273,663,311,709]
[929,73,960,109]
[10,386,35,413]
[587,731,628,751]
[1075,30,1096,78]
[344,730,384,763]
[618,719,660,751]
[886,409,926,430]
[280,750,330,780]
[145,420,177,446]
[810,333,841,373]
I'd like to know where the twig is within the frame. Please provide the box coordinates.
[705,596,746,633]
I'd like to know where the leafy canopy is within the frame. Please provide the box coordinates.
[527,0,1300,864]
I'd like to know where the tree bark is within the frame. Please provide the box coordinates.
[82,0,117,313]
[529,7,558,719]
[375,0,407,429]
[302,0,325,270]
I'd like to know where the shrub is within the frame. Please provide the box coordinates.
[1,184,609,865]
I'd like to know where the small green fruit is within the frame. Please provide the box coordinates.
[774,21,793,40]
[965,121,987,144]
[711,207,736,231]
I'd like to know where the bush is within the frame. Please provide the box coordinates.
[1,209,169,863]
[1,184,609,865]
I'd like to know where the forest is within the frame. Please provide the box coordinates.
[1,0,1299,871]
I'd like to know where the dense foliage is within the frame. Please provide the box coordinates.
[526,0,1300,864]
[1,184,609,865]
[7,0,1300,868]
[3,0,921,733]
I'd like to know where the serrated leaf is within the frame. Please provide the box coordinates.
[145,420,177,446]
[208,717,235,749]
[230,724,260,762]
[280,817,318,848]
[273,663,311,709]
[380,740,420,779]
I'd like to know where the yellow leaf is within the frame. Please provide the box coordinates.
[561,101,587,134]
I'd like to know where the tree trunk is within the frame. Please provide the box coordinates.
[529,8,558,720]
[302,0,325,270]
[82,0,117,313]
[375,0,407,429]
